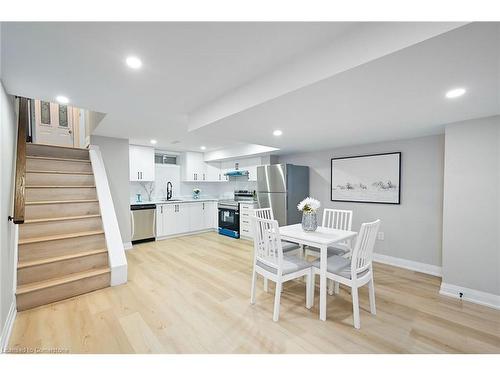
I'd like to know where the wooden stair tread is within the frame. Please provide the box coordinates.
[27,156,91,163]
[26,170,93,175]
[17,267,110,295]
[26,185,96,188]
[26,199,98,205]
[18,249,108,269]
[18,230,104,245]
[24,214,101,224]
[27,143,89,152]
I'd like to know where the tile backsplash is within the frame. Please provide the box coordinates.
[129,164,257,203]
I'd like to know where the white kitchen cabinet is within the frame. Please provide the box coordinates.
[176,203,190,234]
[203,201,218,229]
[205,161,223,182]
[240,202,257,239]
[129,145,155,181]
[156,204,176,237]
[156,201,218,238]
[238,157,261,181]
[220,160,235,181]
[181,152,206,182]
[156,204,164,236]
[188,202,205,232]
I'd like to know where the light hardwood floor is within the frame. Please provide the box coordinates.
[7,232,500,353]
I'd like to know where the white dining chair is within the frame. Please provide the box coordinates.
[305,208,353,258]
[310,219,380,329]
[254,208,301,253]
[250,216,313,321]
[254,208,301,293]
[305,209,353,294]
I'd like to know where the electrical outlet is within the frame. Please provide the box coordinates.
[377,232,385,240]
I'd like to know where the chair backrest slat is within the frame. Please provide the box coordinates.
[254,207,274,220]
[251,216,283,272]
[351,219,381,274]
[322,209,353,231]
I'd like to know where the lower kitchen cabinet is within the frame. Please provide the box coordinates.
[204,201,218,229]
[239,202,257,239]
[156,201,218,238]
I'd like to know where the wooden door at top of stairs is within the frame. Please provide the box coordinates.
[34,99,76,147]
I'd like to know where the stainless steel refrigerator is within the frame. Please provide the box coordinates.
[256,164,309,226]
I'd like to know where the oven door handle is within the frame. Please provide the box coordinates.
[218,205,239,211]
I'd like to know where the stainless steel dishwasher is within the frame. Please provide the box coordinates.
[130,204,156,244]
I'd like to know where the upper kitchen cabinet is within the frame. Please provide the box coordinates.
[180,152,265,182]
[220,160,234,181]
[206,161,223,182]
[129,145,155,181]
[237,157,261,181]
[180,152,206,182]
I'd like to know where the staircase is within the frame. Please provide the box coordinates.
[16,143,110,311]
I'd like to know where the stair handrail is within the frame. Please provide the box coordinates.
[10,97,30,224]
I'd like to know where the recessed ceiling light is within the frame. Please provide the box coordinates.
[445,88,466,99]
[273,130,283,136]
[200,146,206,150]
[56,95,69,104]
[126,56,142,69]
[150,139,157,145]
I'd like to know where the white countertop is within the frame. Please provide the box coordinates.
[130,197,220,205]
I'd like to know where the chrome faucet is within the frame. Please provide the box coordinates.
[166,181,173,200]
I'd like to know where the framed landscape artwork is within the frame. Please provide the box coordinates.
[331,152,401,204]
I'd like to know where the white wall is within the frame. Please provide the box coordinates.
[0,79,18,348]
[129,164,181,202]
[90,135,131,244]
[442,116,500,297]
[279,134,445,268]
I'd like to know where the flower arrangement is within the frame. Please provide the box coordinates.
[297,197,321,213]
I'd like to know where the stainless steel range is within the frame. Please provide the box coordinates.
[218,190,255,238]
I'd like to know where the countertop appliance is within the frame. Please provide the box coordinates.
[130,203,156,244]
[256,164,309,226]
[218,190,256,238]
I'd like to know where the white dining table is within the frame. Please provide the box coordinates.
[279,223,357,321]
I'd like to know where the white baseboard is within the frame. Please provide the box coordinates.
[440,282,500,310]
[373,253,442,277]
[123,242,133,251]
[1,302,17,353]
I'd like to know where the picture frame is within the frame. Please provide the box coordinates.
[330,152,401,204]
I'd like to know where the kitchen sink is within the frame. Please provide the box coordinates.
[159,199,183,202]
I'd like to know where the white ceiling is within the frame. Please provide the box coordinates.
[1,22,356,150]
[196,22,500,154]
[1,22,498,156]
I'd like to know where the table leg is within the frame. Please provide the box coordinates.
[319,244,327,321]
